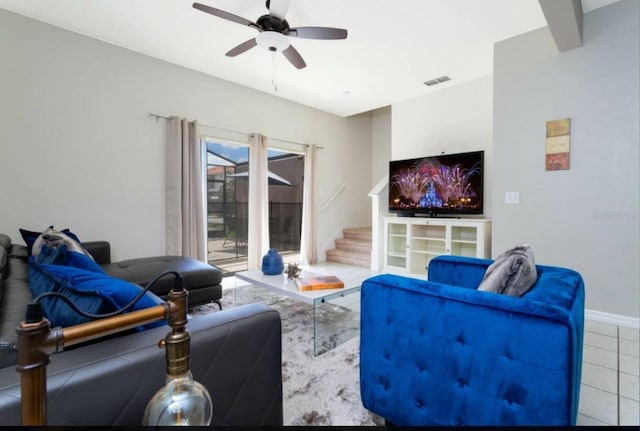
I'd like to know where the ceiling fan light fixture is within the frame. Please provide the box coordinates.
[256,31,290,52]
[192,1,345,69]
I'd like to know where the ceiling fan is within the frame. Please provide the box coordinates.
[192,0,348,69]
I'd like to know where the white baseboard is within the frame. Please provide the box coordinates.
[586,309,640,329]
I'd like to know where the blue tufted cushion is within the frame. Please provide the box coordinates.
[28,245,164,329]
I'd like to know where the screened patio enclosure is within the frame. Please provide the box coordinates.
[206,140,304,274]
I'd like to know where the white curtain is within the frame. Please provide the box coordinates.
[247,133,270,269]
[300,143,318,265]
[165,117,206,261]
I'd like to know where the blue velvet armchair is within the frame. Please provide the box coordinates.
[360,255,585,426]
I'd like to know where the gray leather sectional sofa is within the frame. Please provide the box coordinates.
[0,233,283,426]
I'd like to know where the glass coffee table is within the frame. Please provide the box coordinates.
[234,270,363,356]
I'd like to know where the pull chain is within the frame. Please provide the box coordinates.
[271,50,278,92]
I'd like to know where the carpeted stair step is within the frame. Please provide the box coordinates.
[335,238,371,253]
[326,248,371,267]
[326,227,372,268]
[343,227,372,242]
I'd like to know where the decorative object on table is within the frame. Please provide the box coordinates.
[284,262,302,279]
[295,275,344,291]
[545,118,571,171]
[16,270,212,426]
[261,249,284,275]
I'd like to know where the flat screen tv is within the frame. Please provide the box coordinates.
[388,150,484,217]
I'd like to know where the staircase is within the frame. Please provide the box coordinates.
[325,227,372,268]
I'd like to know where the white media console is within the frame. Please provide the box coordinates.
[383,217,491,276]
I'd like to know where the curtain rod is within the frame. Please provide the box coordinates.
[146,112,250,137]
[268,136,324,150]
[146,112,323,150]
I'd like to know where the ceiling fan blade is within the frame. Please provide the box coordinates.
[267,0,290,20]
[288,27,348,40]
[226,38,257,57]
[192,2,258,28]
[282,44,306,69]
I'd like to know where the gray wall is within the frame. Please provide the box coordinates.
[0,9,372,261]
[370,106,392,187]
[493,0,639,319]
[391,75,494,219]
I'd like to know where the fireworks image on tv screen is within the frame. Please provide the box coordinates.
[389,151,483,214]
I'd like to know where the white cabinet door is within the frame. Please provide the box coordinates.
[447,221,491,258]
[409,220,447,274]
[384,219,409,273]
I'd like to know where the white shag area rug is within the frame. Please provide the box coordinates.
[190,284,384,426]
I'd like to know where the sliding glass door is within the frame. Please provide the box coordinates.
[204,136,306,275]
[266,148,304,258]
[205,139,250,274]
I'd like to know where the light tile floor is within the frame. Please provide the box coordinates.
[221,266,640,426]
[579,320,640,426]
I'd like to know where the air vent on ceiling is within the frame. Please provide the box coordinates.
[424,75,452,86]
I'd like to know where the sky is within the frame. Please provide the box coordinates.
[206,140,289,165]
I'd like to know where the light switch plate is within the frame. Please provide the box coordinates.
[505,191,520,204]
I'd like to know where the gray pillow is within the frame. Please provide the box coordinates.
[478,245,537,297]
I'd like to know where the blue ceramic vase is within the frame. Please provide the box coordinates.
[261,249,284,275]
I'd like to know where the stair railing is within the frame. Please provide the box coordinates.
[320,182,346,211]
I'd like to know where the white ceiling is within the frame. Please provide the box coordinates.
[0,0,620,117]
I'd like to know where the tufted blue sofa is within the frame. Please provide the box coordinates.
[360,255,585,426]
